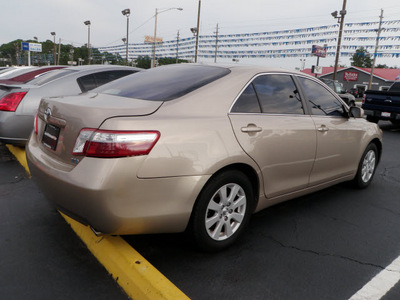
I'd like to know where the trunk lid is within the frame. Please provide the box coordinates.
[36,92,163,166]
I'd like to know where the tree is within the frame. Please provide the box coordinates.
[376,64,389,68]
[350,47,372,68]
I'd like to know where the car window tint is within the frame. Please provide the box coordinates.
[252,75,304,114]
[77,74,97,92]
[95,64,231,101]
[298,77,345,117]
[231,83,261,113]
[93,70,136,86]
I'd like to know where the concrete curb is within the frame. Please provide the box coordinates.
[6,144,189,300]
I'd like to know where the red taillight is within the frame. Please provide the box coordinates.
[73,129,160,158]
[362,94,366,104]
[0,92,27,111]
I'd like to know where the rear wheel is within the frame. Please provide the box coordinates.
[353,143,378,189]
[191,170,253,252]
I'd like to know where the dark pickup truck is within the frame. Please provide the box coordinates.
[362,81,400,124]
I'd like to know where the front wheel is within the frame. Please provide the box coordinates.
[191,170,254,252]
[353,143,378,189]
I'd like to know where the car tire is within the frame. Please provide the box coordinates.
[366,115,379,123]
[352,143,378,189]
[191,170,254,252]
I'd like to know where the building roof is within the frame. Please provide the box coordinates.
[301,66,400,82]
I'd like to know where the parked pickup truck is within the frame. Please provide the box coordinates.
[362,82,400,124]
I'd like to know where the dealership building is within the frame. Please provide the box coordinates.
[302,66,400,95]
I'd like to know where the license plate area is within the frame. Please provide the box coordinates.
[381,112,391,117]
[42,123,60,150]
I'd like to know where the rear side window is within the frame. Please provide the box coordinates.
[96,64,231,101]
[231,84,261,113]
[298,77,345,117]
[77,70,136,92]
[253,75,303,114]
[232,74,304,114]
[78,74,97,92]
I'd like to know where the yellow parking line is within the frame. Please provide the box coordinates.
[6,145,189,300]
[6,145,31,176]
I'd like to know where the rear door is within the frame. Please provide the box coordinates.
[229,74,317,198]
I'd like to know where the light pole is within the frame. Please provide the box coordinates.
[331,0,347,80]
[84,20,91,65]
[152,7,183,68]
[190,27,197,62]
[122,8,130,66]
[51,32,56,65]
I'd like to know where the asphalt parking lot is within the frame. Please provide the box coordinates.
[1,121,400,299]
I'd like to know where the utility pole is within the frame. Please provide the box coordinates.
[332,0,347,80]
[176,30,180,63]
[194,0,201,63]
[214,23,219,63]
[368,9,384,90]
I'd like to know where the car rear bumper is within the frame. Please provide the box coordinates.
[26,137,210,235]
[0,112,33,145]
[363,109,400,120]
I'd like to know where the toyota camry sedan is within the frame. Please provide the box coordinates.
[26,64,382,251]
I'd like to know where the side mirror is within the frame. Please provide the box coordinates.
[349,106,364,118]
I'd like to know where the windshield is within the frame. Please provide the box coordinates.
[95,64,231,101]
[27,69,77,86]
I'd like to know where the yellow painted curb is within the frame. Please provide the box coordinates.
[60,213,189,300]
[6,145,31,176]
[6,145,190,300]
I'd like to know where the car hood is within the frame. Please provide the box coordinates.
[36,92,163,166]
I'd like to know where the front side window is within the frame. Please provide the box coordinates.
[252,75,304,114]
[298,77,346,117]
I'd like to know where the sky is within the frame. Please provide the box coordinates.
[2,0,400,69]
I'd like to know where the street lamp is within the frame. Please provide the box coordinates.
[152,7,183,68]
[331,0,347,80]
[122,8,130,66]
[84,20,91,65]
[51,32,56,65]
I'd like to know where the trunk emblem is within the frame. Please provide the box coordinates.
[44,108,52,122]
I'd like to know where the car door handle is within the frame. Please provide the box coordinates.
[317,125,329,132]
[241,124,262,133]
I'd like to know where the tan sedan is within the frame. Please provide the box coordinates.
[26,64,382,251]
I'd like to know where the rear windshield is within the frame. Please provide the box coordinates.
[27,69,78,86]
[96,64,231,101]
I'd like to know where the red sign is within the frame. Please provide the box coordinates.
[344,71,359,81]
